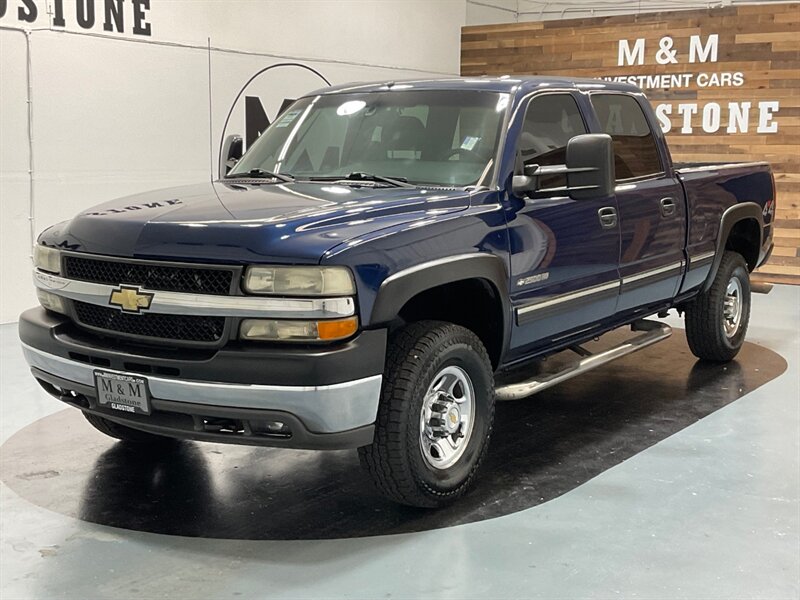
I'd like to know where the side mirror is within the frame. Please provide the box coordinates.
[220,134,243,177]
[565,134,615,200]
[511,134,615,200]
[512,174,537,196]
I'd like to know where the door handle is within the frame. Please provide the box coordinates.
[598,207,617,229]
[660,197,677,217]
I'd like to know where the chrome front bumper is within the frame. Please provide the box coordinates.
[22,344,382,435]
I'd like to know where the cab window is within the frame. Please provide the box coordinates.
[517,94,587,188]
[230,90,508,187]
[590,94,663,180]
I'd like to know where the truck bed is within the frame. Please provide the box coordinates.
[674,160,774,295]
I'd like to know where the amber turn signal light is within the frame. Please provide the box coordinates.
[317,317,359,340]
[240,316,359,342]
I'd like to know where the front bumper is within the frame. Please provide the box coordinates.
[19,308,387,449]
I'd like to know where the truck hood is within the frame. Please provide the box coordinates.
[43,181,470,263]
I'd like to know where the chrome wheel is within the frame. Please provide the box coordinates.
[723,276,743,338]
[419,365,475,470]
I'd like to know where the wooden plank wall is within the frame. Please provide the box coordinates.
[462,3,800,284]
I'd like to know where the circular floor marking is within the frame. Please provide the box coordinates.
[1,335,786,540]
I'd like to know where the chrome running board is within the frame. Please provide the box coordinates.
[495,320,672,401]
[751,281,773,295]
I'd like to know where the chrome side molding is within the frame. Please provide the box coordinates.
[689,251,716,265]
[517,280,620,317]
[621,261,683,286]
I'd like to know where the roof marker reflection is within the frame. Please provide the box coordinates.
[496,94,510,112]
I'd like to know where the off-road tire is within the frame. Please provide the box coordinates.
[685,251,751,362]
[358,321,495,508]
[84,412,176,444]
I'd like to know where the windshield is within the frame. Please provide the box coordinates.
[229,90,509,187]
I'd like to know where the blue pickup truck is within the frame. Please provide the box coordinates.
[21,77,775,507]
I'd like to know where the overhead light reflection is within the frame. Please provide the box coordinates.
[320,186,351,195]
[336,100,366,116]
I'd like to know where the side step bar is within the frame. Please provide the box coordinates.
[751,281,773,295]
[495,320,672,401]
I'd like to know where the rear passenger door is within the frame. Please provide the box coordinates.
[590,93,686,315]
[505,92,621,361]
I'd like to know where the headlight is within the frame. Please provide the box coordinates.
[243,266,355,296]
[37,289,67,315]
[240,317,358,342]
[33,245,61,274]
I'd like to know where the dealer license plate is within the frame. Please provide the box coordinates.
[94,371,151,415]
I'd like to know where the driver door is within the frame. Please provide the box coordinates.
[505,92,621,361]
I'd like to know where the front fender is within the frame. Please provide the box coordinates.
[369,252,511,361]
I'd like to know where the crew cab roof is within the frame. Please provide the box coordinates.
[305,76,642,98]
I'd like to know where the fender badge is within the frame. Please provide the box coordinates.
[517,272,550,287]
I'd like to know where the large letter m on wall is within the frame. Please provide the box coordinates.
[618,38,645,66]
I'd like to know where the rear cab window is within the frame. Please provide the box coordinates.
[590,94,664,181]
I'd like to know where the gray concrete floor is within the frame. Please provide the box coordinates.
[1,286,798,600]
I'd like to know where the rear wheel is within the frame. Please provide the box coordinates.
[359,321,495,507]
[685,251,751,362]
[83,412,177,445]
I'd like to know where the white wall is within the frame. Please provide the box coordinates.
[466,0,517,24]
[0,0,467,323]
[466,0,794,23]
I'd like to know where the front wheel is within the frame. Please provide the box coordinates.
[358,321,495,507]
[685,250,751,362]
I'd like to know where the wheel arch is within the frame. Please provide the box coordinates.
[703,202,764,293]
[369,254,511,368]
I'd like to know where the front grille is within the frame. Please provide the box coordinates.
[64,255,234,296]
[73,301,225,343]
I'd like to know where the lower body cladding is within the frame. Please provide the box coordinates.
[19,308,387,449]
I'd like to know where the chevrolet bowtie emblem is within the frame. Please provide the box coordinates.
[108,286,154,314]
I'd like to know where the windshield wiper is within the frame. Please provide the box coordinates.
[310,172,415,188]
[225,168,294,183]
